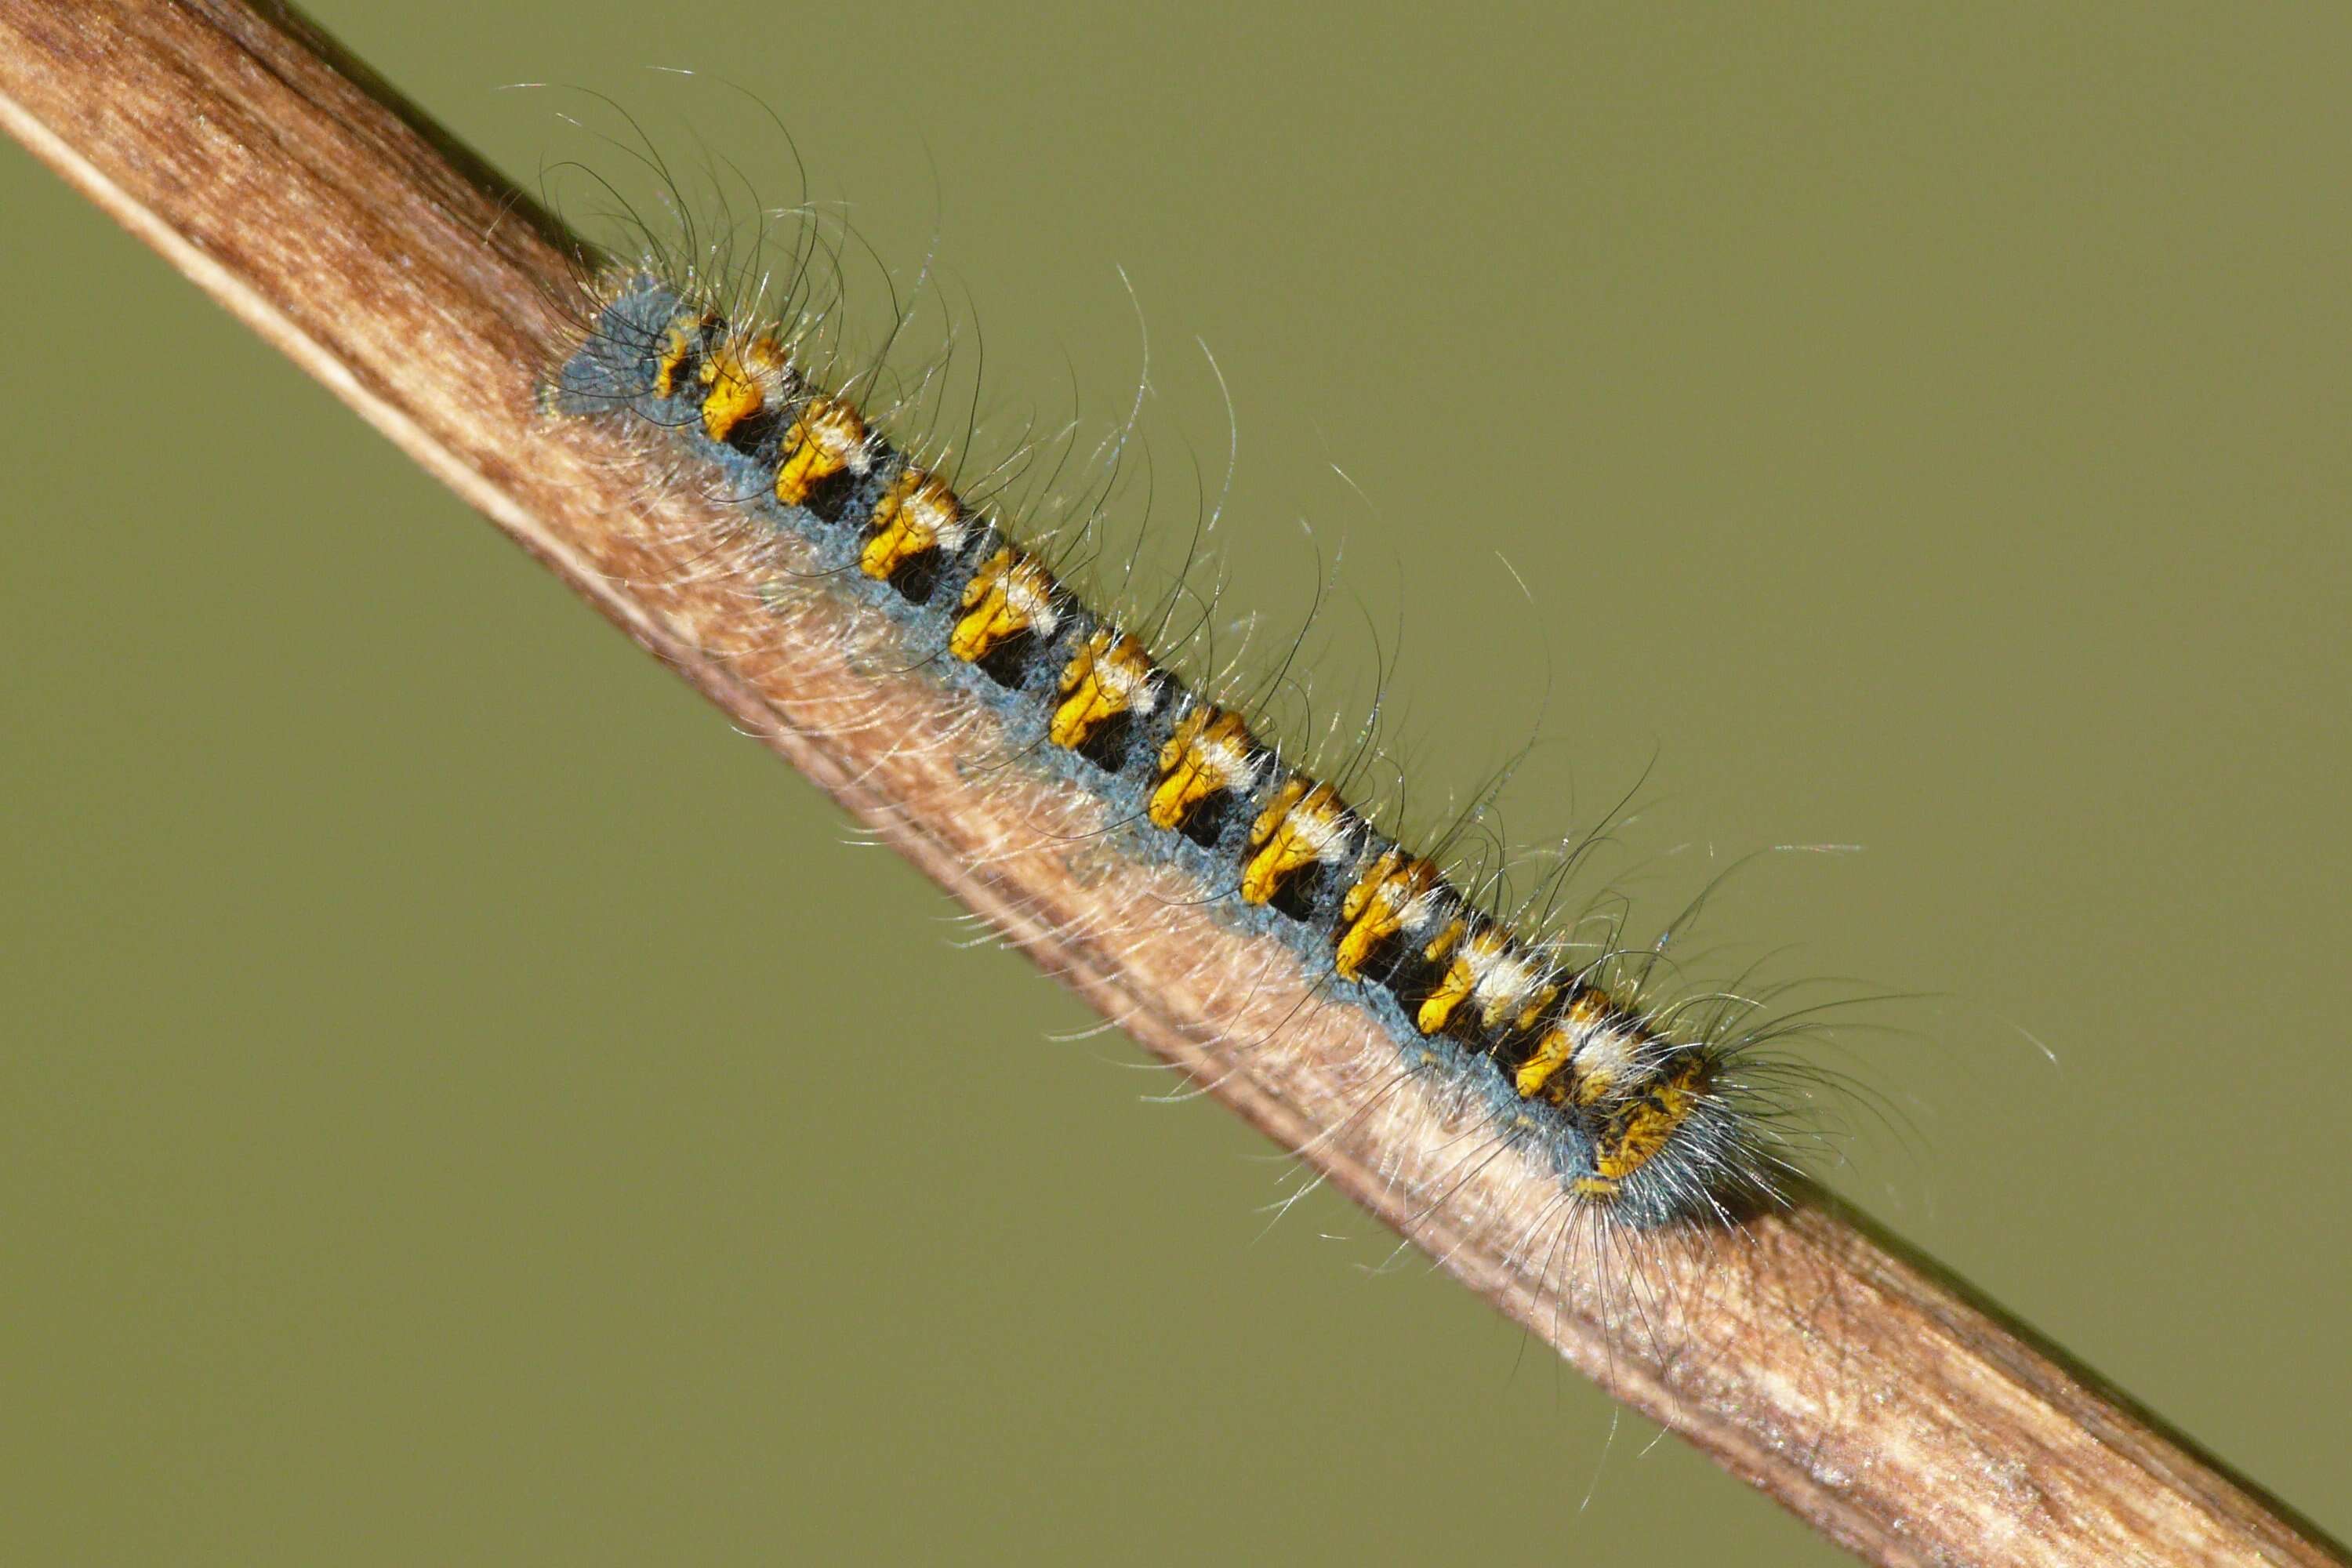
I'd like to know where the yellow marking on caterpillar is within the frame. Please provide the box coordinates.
[1569,1018,1644,1109]
[861,466,966,581]
[1051,630,1157,751]
[655,310,714,400]
[1515,990,1615,1103]
[1148,707,1258,833]
[1588,1052,1709,1185]
[776,395,871,505]
[1514,1025,1578,1100]
[1333,851,1440,980]
[696,332,789,443]
[1241,779,1350,906]
[1510,989,1560,1033]
[1417,924,1519,1035]
[1484,972,1557,1033]
[950,548,1060,664]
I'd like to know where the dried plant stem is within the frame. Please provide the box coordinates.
[1,4,2336,1564]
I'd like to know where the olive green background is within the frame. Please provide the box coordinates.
[5,4,2347,1563]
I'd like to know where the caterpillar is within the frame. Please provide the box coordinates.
[542,251,1818,1232]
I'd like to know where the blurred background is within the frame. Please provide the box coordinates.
[4,3,2346,1562]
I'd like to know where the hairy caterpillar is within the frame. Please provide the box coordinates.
[0,5,2343,1561]
[542,246,1821,1232]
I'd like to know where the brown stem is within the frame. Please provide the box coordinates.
[0,3,2336,1563]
